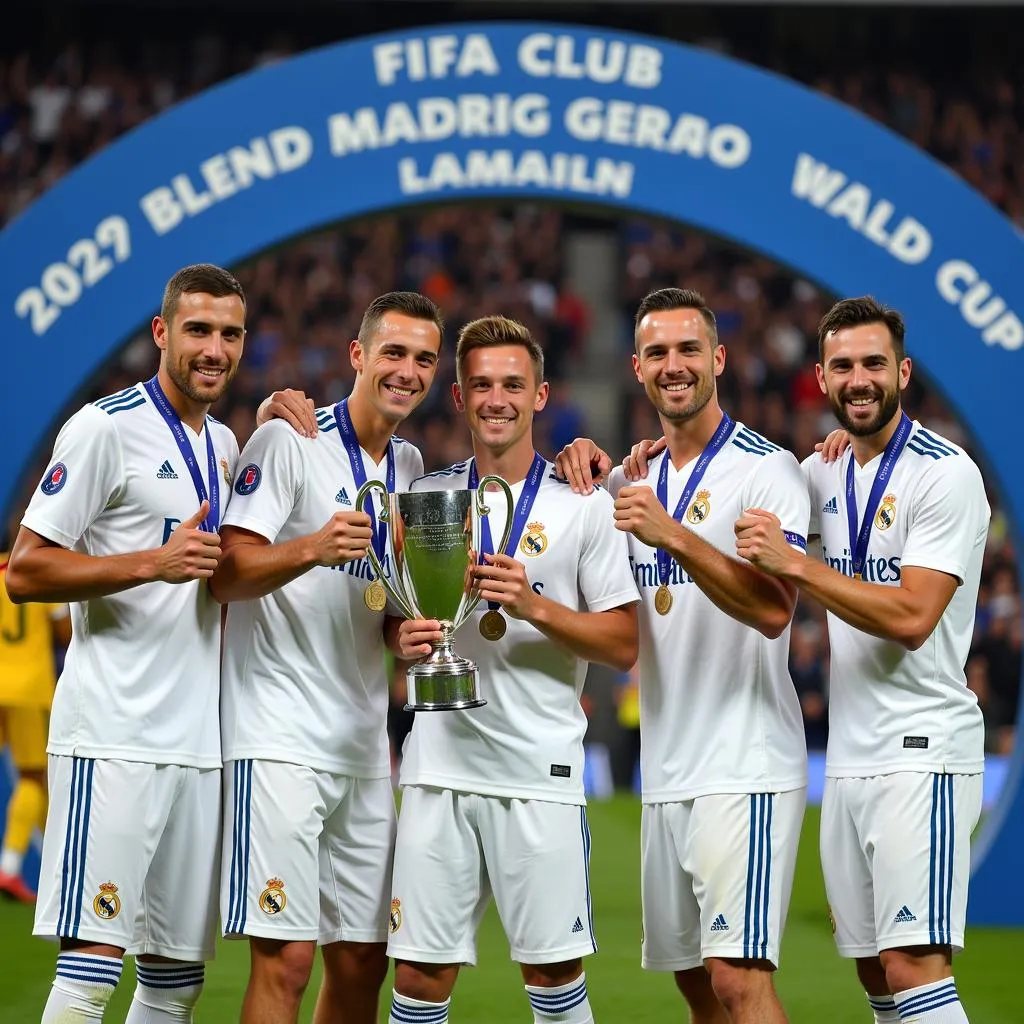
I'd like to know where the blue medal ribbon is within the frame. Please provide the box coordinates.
[333,399,394,567]
[143,375,219,532]
[845,411,913,579]
[469,452,546,612]
[655,412,734,587]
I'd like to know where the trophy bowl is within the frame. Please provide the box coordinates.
[355,475,513,711]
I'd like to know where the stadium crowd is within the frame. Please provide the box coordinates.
[0,22,1019,767]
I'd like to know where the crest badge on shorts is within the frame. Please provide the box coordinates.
[687,489,711,525]
[390,897,402,933]
[520,521,548,557]
[93,881,121,919]
[875,493,897,530]
[259,878,287,915]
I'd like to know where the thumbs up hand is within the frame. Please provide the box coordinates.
[155,501,222,582]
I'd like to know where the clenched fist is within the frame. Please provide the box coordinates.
[613,487,678,550]
[311,511,374,567]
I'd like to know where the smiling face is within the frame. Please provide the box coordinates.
[152,290,246,407]
[633,307,724,423]
[817,322,911,437]
[453,344,548,456]
[351,311,442,425]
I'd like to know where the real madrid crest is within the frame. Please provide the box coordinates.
[389,897,403,933]
[220,458,232,486]
[93,881,121,919]
[687,489,711,525]
[520,521,548,557]
[875,493,897,530]
[259,878,287,915]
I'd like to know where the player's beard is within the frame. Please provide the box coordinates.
[829,382,901,437]
[649,371,715,423]
[167,355,235,405]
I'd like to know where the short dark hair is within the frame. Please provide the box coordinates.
[634,288,718,348]
[358,291,444,348]
[818,296,906,363]
[456,315,544,385]
[161,264,245,324]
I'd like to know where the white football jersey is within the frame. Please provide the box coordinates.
[220,406,424,777]
[803,421,989,777]
[398,458,639,805]
[608,421,810,804]
[21,383,239,768]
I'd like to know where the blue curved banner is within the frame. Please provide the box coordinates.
[0,22,1021,923]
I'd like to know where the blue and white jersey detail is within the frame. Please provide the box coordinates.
[219,408,424,777]
[803,420,989,777]
[906,428,958,460]
[21,383,239,767]
[731,426,780,457]
[417,460,469,482]
[608,419,810,803]
[743,794,775,959]
[93,385,146,415]
[399,459,638,804]
[314,407,337,434]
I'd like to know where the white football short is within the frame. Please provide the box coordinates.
[641,789,806,971]
[34,756,221,961]
[387,786,597,966]
[821,772,983,957]
[221,760,396,944]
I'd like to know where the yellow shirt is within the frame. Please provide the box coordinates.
[0,554,66,708]
[616,667,641,730]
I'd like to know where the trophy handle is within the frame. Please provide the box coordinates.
[467,474,516,616]
[353,479,417,620]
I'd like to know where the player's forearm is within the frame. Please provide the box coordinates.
[5,545,159,604]
[209,535,319,603]
[525,599,638,671]
[782,557,930,650]
[666,527,795,639]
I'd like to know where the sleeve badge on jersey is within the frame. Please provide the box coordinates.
[687,489,712,524]
[874,493,897,530]
[93,881,121,919]
[259,878,287,915]
[520,521,548,557]
[234,463,262,495]
[40,462,68,495]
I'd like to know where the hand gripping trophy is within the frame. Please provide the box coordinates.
[355,476,513,711]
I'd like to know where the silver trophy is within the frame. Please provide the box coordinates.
[355,477,514,711]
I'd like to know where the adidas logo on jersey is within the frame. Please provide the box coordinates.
[571,917,584,934]
[157,460,178,480]
[335,487,352,505]
[893,905,917,924]
[710,913,730,932]
[822,495,839,515]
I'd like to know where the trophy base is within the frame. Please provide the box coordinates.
[405,655,486,712]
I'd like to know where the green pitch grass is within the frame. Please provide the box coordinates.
[4,800,1021,1022]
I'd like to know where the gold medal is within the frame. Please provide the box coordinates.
[654,584,673,616]
[479,609,507,641]
[364,579,387,612]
